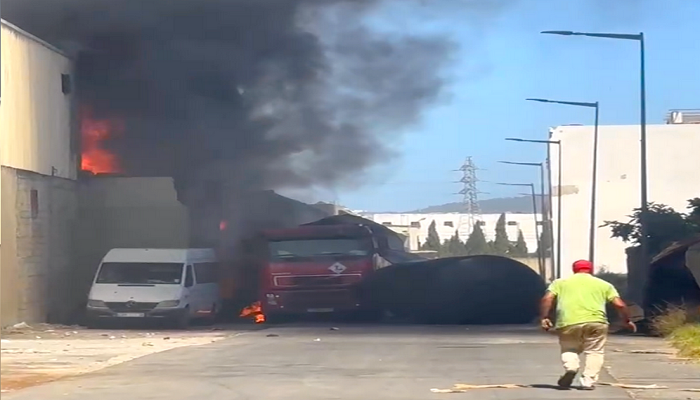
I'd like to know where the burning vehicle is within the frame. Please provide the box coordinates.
[229,215,425,323]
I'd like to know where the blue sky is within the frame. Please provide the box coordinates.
[297,0,700,212]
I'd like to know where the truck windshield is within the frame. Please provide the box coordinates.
[96,262,184,285]
[268,238,371,260]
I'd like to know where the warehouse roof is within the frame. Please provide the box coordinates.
[1,19,70,58]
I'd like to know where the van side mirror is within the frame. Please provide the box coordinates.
[184,266,194,288]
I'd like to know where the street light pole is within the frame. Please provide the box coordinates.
[498,161,549,278]
[541,29,649,279]
[590,103,600,264]
[526,98,600,265]
[639,33,649,274]
[505,138,563,279]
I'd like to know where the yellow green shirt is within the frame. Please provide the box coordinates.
[547,273,620,329]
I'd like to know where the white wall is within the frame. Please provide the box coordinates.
[1,20,79,326]
[362,212,541,252]
[1,20,77,179]
[549,123,700,277]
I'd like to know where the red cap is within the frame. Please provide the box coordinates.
[572,260,593,274]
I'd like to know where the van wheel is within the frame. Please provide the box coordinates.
[176,307,191,329]
[203,304,217,326]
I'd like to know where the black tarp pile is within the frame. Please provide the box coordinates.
[359,255,546,325]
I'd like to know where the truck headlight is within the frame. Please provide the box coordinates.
[156,300,180,308]
[87,299,107,308]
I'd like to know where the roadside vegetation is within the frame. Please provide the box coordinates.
[420,213,550,259]
[604,198,700,352]
[650,304,700,359]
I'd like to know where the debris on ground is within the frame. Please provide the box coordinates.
[431,382,700,393]
[612,349,675,355]
[598,382,668,389]
[1,325,232,393]
[431,384,525,393]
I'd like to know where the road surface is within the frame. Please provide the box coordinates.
[5,324,634,399]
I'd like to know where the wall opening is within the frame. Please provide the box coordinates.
[30,189,39,219]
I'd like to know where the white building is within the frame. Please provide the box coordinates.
[1,20,78,325]
[361,212,542,252]
[549,116,700,278]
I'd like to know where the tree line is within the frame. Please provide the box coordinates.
[604,197,700,257]
[419,213,549,258]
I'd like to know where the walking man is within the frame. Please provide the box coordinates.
[539,260,636,390]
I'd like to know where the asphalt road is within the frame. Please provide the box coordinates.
[5,324,633,400]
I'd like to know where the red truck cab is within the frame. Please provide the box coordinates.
[257,224,380,319]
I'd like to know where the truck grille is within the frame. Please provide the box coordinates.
[280,290,359,310]
[105,302,158,312]
[274,274,362,287]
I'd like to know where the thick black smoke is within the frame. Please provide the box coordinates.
[2,0,465,197]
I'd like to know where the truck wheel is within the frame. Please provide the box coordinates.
[176,307,191,329]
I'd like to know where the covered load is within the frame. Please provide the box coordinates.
[359,255,546,325]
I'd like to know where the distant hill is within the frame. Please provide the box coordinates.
[408,196,542,214]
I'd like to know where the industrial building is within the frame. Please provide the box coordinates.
[549,113,700,278]
[362,212,542,252]
[0,20,337,326]
[1,20,79,325]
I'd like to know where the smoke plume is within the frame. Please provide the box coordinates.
[2,0,459,197]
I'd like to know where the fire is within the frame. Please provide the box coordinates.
[80,107,122,174]
[239,301,266,324]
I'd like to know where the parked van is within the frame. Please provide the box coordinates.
[86,248,220,328]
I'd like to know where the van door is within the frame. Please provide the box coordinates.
[194,262,220,316]
[183,265,199,313]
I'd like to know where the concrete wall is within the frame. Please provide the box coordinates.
[74,177,190,307]
[549,123,700,277]
[1,21,78,327]
[1,167,77,326]
[0,20,77,179]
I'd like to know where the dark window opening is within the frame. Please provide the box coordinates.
[507,221,518,226]
[30,189,39,219]
[410,221,421,228]
[184,265,194,287]
[61,74,72,94]
[444,221,454,227]
[194,262,219,284]
[382,222,392,226]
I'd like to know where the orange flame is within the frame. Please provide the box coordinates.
[239,301,266,324]
[81,107,122,174]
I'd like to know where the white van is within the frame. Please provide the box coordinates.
[86,248,221,328]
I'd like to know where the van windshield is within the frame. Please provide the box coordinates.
[96,262,184,285]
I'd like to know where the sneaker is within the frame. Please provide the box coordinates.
[579,375,596,390]
[557,370,577,388]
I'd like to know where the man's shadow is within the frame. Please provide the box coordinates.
[530,384,590,391]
